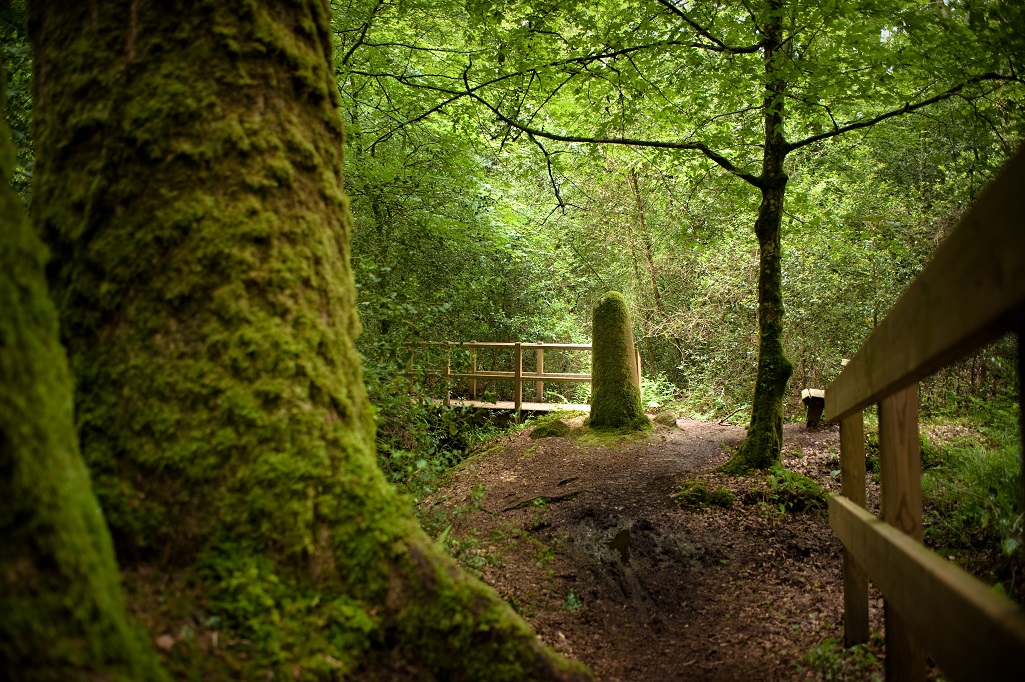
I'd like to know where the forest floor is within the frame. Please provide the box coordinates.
[419,415,897,681]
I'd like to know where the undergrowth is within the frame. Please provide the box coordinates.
[799,634,884,681]
[919,397,1023,603]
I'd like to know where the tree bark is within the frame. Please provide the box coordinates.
[29,1,589,679]
[723,0,793,472]
[0,50,165,680]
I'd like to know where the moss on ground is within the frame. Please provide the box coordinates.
[672,481,734,510]
[742,468,827,513]
[531,419,571,439]
[653,410,679,427]
[586,292,649,432]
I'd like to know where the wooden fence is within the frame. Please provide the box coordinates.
[824,147,1025,680]
[415,341,641,415]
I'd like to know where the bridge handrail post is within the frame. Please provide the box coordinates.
[535,344,544,403]
[514,342,522,422]
[470,343,477,400]
[444,344,451,407]
[840,411,869,647]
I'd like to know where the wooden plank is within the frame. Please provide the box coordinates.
[448,371,591,382]
[829,495,1025,680]
[879,385,925,680]
[446,399,590,413]
[514,342,522,421]
[840,412,869,646]
[457,342,593,350]
[825,147,1025,422]
[536,346,545,402]
[879,386,923,541]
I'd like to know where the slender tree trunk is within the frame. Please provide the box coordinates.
[0,51,165,680]
[724,0,793,472]
[30,1,589,679]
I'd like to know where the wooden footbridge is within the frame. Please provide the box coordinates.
[413,341,642,416]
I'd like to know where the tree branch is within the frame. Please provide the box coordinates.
[655,0,762,54]
[786,72,1019,152]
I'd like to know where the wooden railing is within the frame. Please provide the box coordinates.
[824,147,1025,680]
[416,341,641,415]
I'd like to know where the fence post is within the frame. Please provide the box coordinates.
[1019,329,1024,517]
[444,344,451,407]
[514,342,523,422]
[470,343,477,400]
[635,346,642,389]
[536,344,544,403]
[840,411,869,646]
[879,384,925,682]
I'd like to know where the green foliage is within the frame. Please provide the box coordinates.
[563,590,583,612]
[921,399,1024,602]
[742,468,827,514]
[642,373,683,411]
[672,481,734,510]
[0,2,32,202]
[799,635,883,681]
[587,292,649,431]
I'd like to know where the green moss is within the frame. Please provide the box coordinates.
[0,62,165,680]
[653,410,678,428]
[586,292,649,432]
[722,181,793,474]
[742,467,827,513]
[530,418,572,439]
[671,481,734,510]
[29,4,590,679]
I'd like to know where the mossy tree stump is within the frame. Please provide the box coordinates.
[587,292,649,431]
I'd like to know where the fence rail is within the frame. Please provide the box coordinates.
[414,341,641,417]
[825,147,1025,680]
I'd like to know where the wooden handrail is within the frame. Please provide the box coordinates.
[420,341,593,350]
[825,148,1025,423]
[830,496,1025,681]
[412,340,643,419]
[826,147,1025,680]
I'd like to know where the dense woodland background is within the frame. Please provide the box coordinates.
[2,0,1024,679]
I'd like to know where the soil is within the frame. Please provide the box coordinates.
[420,416,892,681]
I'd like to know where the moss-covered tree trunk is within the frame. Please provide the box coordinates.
[587,291,648,431]
[0,51,165,681]
[29,1,589,679]
[723,0,793,473]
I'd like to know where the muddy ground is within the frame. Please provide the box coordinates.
[420,416,892,681]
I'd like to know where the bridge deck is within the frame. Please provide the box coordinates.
[445,399,590,413]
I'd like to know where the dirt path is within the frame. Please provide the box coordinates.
[421,416,888,680]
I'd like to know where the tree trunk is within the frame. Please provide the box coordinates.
[0,52,165,680]
[723,0,793,473]
[29,1,589,679]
